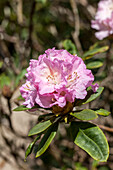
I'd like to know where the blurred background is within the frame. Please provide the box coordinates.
[0,0,113,169]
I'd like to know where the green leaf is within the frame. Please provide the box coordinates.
[83,87,104,104]
[70,121,96,141]
[95,109,110,116]
[63,39,77,55]
[28,120,53,136]
[86,61,103,69]
[13,105,32,111]
[13,105,39,111]
[89,42,99,50]
[70,109,98,121]
[82,46,109,60]
[36,122,58,157]
[25,136,40,160]
[74,127,109,162]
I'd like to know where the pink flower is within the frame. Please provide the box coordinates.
[20,48,98,108]
[91,0,113,40]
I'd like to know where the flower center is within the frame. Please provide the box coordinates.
[46,72,59,84]
[107,3,113,17]
[109,4,113,11]
[24,83,31,91]
[66,71,79,88]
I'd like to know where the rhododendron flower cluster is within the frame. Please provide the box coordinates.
[20,48,98,108]
[91,0,113,40]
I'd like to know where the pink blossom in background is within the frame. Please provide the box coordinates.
[20,48,98,108]
[91,0,113,40]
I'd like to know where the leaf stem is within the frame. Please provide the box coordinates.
[98,125,113,133]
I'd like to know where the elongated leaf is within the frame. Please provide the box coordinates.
[74,127,109,162]
[95,109,110,116]
[13,105,30,111]
[13,105,38,111]
[89,42,99,50]
[82,46,109,60]
[25,136,40,160]
[70,109,98,121]
[36,122,58,157]
[83,87,104,104]
[28,120,53,136]
[86,61,103,69]
[13,105,31,111]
